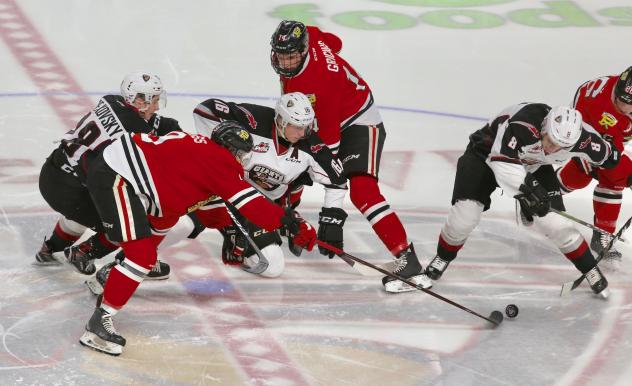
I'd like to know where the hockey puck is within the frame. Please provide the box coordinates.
[505,304,519,318]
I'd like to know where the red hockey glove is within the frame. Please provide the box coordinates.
[281,209,316,251]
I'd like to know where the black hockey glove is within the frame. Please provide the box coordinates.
[600,135,621,169]
[317,207,347,258]
[218,225,247,265]
[514,173,551,223]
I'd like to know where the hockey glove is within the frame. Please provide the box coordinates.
[218,225,247,265]
[281,209,316,251]
[514,173,551,223]
[600,135,621,169]
[317,207,347,258]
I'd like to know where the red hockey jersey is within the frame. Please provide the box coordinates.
[102,131,285,230]
[279,26,382,152]
[573,75,632,151]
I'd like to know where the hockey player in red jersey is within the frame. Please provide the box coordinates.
[79,121,317,356]
[424,104,619,298]
[557,66,632,266]
[37,71,180,277]
[269,20,431,293]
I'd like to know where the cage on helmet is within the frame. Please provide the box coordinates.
[270,20,309,77]
[274,92,315,140]
[211,120,254,164]
[614,66,632,105]
[120,72,166,109]
[542,106,583,148]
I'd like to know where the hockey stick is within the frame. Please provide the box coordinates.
[224,203,269,274]
[316,240,504,327]
[560,215,632,296]
[550,208,627,243]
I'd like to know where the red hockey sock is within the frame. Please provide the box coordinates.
[102,265,143,310]
[102,238,157,310]
[349,175,409,256]
[562,240,595,273]
[437,233,464,261]
[593,186,622,233]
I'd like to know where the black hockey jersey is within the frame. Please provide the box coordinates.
[468,103,610,169]
[51,94,181,178]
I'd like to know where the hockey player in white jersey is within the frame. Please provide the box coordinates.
[425,104,620,297]
[192,92,347,277]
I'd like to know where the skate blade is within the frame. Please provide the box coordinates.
[85,277,103,296]
[32,260,63,267]
[384,276,433,293]
[144,274,170,281]
[597,288,611,299]
[79,331,122,356]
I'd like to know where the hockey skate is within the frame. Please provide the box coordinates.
[585,266,609,299]
[147,259,170,280]
[61,240,96,275]
[79,307,126,356]
[590,230,622,271]
[34,239,62,266]
[382,244,432,293]
[85,261,116,296]
[425,255,451,280]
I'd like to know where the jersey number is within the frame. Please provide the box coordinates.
[507,136,518,150]
[63,121,101,157]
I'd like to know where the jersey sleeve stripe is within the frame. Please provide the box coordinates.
[228,187,260,209]
[193,106,221,122]
[120,135,162,217]
[489,155,522,164]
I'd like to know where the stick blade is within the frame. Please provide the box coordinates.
[488,310,503,327]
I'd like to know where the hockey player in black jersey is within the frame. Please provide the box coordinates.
[425,104,620,298]
[192,92,348,277]
[36,72,181,276]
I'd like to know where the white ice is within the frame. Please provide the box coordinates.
[1,1,631,385]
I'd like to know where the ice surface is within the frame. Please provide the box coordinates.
[1,1,631,385]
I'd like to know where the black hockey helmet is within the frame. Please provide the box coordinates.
[211,120,253,163]
[614,66,632,105]
[270,20,309,77]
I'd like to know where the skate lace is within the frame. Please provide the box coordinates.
[599,233,613,249]
[151,261,161,273]
[393,257,407,274]
[102,313,118,335]
[430,256,448,270]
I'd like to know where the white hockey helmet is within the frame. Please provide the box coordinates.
[120,72,166,109]
[542,106,582,148]
[274,92,315,140]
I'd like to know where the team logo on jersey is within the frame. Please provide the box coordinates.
[249,165,283,191]
[598,112,618,130]
[578,136,592,150]
[236,106,257,130]
[253,142,270,153]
